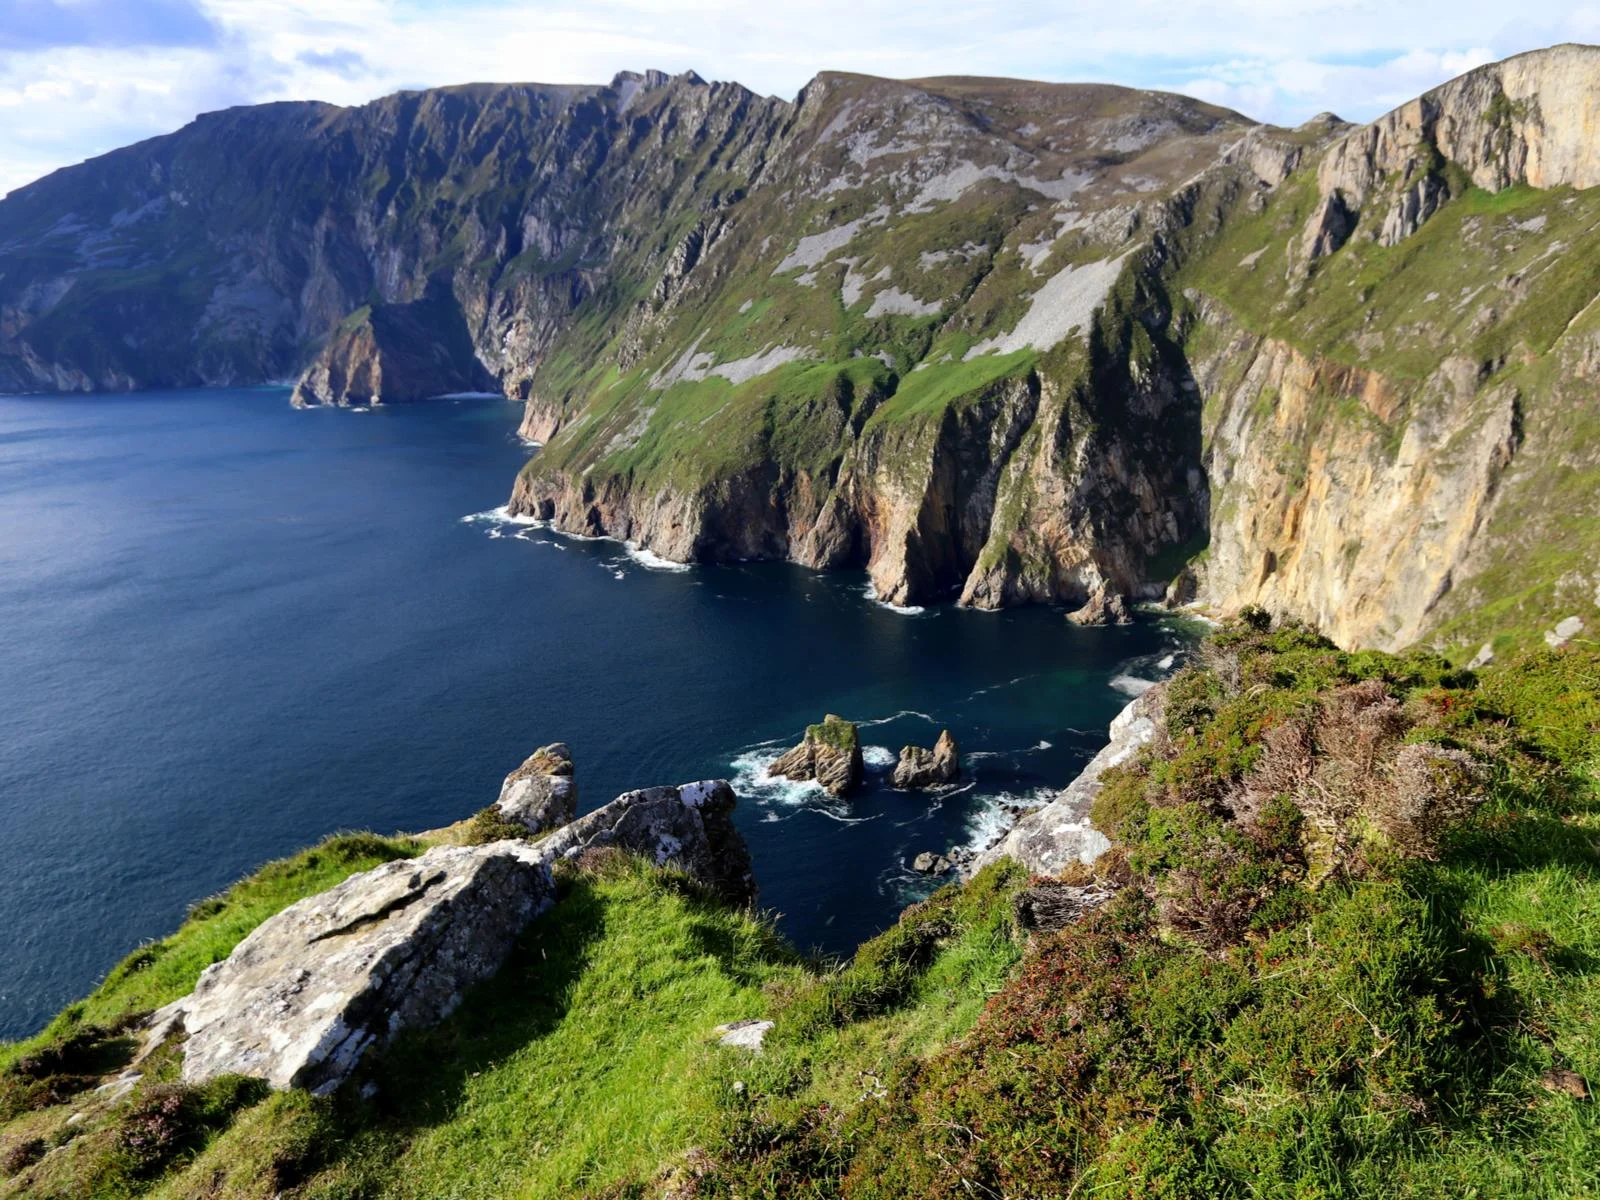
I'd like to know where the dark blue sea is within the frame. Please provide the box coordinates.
[0,388,1188,1040]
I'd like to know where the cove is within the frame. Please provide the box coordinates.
[0,388,1189,1039]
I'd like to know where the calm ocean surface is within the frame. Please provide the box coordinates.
[0,388,1188,1039]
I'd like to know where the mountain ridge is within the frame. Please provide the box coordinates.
[2,48,1598,655]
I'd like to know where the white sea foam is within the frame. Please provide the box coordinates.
[460,505,545,528]
[1157,654,1176,670]
[1033,740,1054,751]
[856,710,937,729]
[1110,674,1157,697]
[729,747,825,808]
[958,788,1054,859]
[863,745,896,768]
[462,507,693,574]
[862,581,927,616]
[623,544,692,572]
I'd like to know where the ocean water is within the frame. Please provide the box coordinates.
[0,388,1189,1040]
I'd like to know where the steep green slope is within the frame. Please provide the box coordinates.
[2,625,1594,1199]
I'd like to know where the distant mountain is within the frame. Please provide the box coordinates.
[4,50,1598,655]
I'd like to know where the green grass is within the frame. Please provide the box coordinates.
[694,621,1600,1198]
[4,628,1595,1199]
[0,834,420,1075]
[41,855,807,1200]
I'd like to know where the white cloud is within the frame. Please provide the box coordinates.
[1,0,1597,196]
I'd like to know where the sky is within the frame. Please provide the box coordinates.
[2,0,1599,198]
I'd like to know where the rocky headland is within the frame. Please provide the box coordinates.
[5,49,1600,654]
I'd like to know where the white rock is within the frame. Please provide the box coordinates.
[1546,615,1585,648]
[715,1019,774,1052]
[969,685,1163,877]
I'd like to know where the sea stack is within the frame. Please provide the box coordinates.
[892,730,960,789]
[768,714,865,797]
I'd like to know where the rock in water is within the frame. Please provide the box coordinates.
[1066,582,1132,626]
[970,685,1166,877]
[496,742,577,834]
[540,780,757,908]
[911,851,953,874]
[892,730,960,789]
[149,842,557,1094]
[768,715,864,797]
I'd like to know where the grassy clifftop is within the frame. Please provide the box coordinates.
[1,623,1596,1197]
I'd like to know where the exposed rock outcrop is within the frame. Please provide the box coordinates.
[1065,582,1133,626]
[971,685,1165,877]
[147,840,558,1094]
[1306,44,1600,257]
[145,773,756,1093]
[540,779,757,907]
[911,851,953,875]
[892,730,959,789]
[496,742,577,835]
[769,715,865,798]
[1186,299,1523,650]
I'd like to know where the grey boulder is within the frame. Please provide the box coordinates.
[497,742,577,834]
[147,841,556,1095]
[540,780,757,908]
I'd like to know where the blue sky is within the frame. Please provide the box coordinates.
[2,0,1599,196]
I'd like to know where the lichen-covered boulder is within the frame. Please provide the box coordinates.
[496,742,577,834]
[147,842,556,1094]
[539,780,757,908]
[144,778,759,1095]
[768,715,864,797]
[892,730,960,789]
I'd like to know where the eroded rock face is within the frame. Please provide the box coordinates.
[150,841,557,1095]
[892,730,959,789]
[539,780,757,908]
[1307,45,1600,256]
[1065,582,1133,626]
[289,285,497,407]
[496,742,577,835]
[971,685,1165,877]
[1188,300,1523,651]
[769,715,864,798]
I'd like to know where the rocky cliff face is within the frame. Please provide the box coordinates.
[290,285,496,406]
[1169,46,1600,651]
[6,49,1600,650]
[0,72,787,398]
